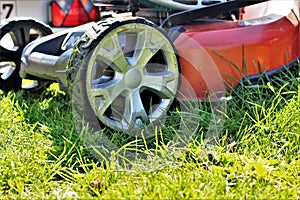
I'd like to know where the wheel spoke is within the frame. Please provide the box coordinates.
[132,29,166,68]
[94,96,110,119]
[0,46,18,62]
[143,70,178,98]
[123,89,148,128]
[91,77,125,116]
[98,34,129,73]
[11,26,31,48]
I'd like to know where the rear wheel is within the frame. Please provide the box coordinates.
[0,17,53,92]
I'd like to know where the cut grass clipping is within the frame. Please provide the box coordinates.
[0,64,299,199]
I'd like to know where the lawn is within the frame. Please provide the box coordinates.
[0,64,299,199]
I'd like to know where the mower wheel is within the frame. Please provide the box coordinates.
[69,17,180,134]
[0,17,53,92]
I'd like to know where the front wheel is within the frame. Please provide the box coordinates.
[69,18,198,161]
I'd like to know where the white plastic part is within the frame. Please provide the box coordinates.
[0,64,15,80]
[22,81,39,89]
[240,0,296,20]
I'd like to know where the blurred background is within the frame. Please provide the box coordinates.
[0,0,101,27]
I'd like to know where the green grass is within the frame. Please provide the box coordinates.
[0,64,299,199]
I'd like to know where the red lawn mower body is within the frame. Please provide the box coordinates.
[173,0,299,99]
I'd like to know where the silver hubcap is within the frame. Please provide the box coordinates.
[86,22,179,133]
[125,68,142,89]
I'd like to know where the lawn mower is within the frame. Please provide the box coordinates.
[0,0,299,148]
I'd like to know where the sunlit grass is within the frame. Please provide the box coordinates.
[0,63,299,199]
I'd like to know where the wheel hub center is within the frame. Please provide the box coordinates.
[125,68,142,89]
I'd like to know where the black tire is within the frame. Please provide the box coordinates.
[0,17,53,92]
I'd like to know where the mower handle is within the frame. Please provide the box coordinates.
[161,0,270,28]
[146,0,228,10]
